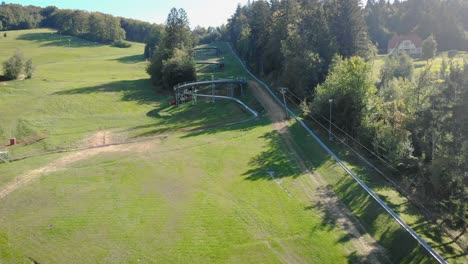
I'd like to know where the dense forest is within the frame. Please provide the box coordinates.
[226,0,467,229]
[0,2,163,45]
[366,0,468,53]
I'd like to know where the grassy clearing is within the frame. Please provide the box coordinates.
[371,51,467,81]
[0,29,250,158]
[0,29,356,263]
[0,120,354,263]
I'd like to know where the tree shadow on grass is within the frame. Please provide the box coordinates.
[17,32,102,48]
[0,75,11,82]
[328,178,432,263]
[272,121,437,263]
[111,54,145,64]
[128,100,254,137]
[242,129,306,181]
[53,79,161,105]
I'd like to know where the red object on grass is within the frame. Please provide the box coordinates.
[171,100,176,106]
[9,138,16,145]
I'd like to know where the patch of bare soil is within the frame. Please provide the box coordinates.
[0,131,159,200]
[80,130,112,147]
[248,81,389,263]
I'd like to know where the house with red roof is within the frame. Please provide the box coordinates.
[387,33,423,56]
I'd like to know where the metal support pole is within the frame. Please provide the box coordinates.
[329,98,333,141]
[279,87,289,120]
[192,86,198,105]
[211,75,215,103]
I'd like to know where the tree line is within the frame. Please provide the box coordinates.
[226,0,371,99]
[365,0,468,53]
[311,53,466,229]
[226,0,466,229]
[0,2,163,44]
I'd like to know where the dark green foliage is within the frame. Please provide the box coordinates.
[2,50,35,80]
[2,50,24,80]
[227,0,340,96]
[370,61,467,228]
[144,24,164,59]
[161,8,193,53]
[120,18,156,43]
[325,0,369,58]
[24,58,34,79]
[365,0,468,52]
[0,3,42,30]
[112,40,132,48]
[147,8,196,90]
[379,53,414,85]
[365,0,391,53]
[411,62,467,228]
[0,3,163,46]
[312,56,376,135]
[161,48,196,89]
[422,34,437,60]
[192,26,223,45]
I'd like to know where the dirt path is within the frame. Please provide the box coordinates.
[248,82,388,263]
[0,131,158,200]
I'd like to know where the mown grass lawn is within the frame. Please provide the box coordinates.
[0,29,355,263]
[0,29,250,158]
[0,120,355,263]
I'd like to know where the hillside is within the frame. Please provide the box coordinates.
[1,28,466,263]
[0,29,361,263]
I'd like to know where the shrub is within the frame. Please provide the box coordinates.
[2,50,34,80]
[25,59,34,79]
[422,34,437,60]
[380,53,414,85]
[112,40,132,48]
[161,48,196,89]
[3,50,25,80]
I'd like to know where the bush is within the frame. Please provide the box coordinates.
[422,34,437,60]
[312,56,376,134]
[25,59,34,79]
[3,50,25,80]
[2,50,34,80]
[380,53,414,85]
[112,40,132,48]
[161,48,196,89]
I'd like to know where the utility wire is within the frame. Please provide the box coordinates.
[285,88,399,171]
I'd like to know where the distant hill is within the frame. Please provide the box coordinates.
[0,3,163,44]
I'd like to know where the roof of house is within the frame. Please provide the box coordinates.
[388,33,423,50]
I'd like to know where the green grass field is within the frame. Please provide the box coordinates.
[0,29,358,263]
[2,28,464,263]
[0,29,250,158]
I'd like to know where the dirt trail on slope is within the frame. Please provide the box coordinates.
[248,81,388,263]
[0,131,158,200]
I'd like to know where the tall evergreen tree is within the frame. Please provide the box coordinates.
[326,0,369,58]
[147,8,195,90]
